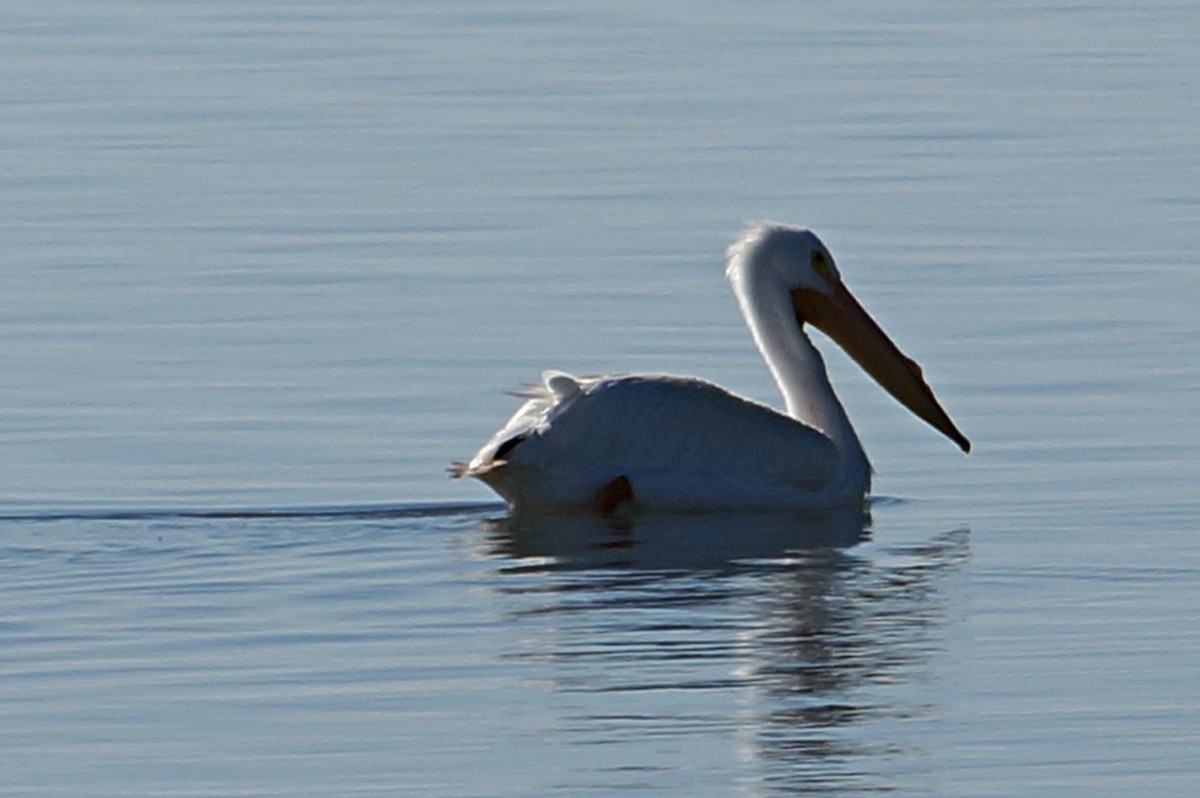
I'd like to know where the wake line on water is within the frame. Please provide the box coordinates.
[0,496,906,525]
[0,501,505,524]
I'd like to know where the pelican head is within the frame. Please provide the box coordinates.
[729,222,971,453]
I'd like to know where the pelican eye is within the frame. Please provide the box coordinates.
[810,251,834,283]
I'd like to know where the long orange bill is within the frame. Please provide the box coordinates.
[793,283,971,453]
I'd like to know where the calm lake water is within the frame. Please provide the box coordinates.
[2,1,1198,795]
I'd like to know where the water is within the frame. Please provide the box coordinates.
[2,1,1198,795]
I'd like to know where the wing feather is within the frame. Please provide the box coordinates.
[509,374,832,476]
[456,373,841,509]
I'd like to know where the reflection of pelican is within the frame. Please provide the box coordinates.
[454,223,969,513]
[482,517,971,792]
[487,506,871,571]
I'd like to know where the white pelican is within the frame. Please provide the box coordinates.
[452,222,969,513]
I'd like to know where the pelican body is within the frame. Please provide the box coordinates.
[453,223,969,513]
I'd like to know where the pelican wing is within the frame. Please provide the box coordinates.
[460,372,839,510]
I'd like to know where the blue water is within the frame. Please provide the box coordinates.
[2,1,1198,795]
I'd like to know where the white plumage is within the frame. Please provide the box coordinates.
[453,223,968,513]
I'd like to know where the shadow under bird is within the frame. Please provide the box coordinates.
[452,222,969,514]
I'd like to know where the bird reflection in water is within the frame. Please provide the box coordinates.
[481,509,969,794]
[486,504,871,572]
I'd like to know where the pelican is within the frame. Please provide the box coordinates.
[452,222,969,513]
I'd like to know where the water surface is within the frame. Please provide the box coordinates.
[2,1,1198,795]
